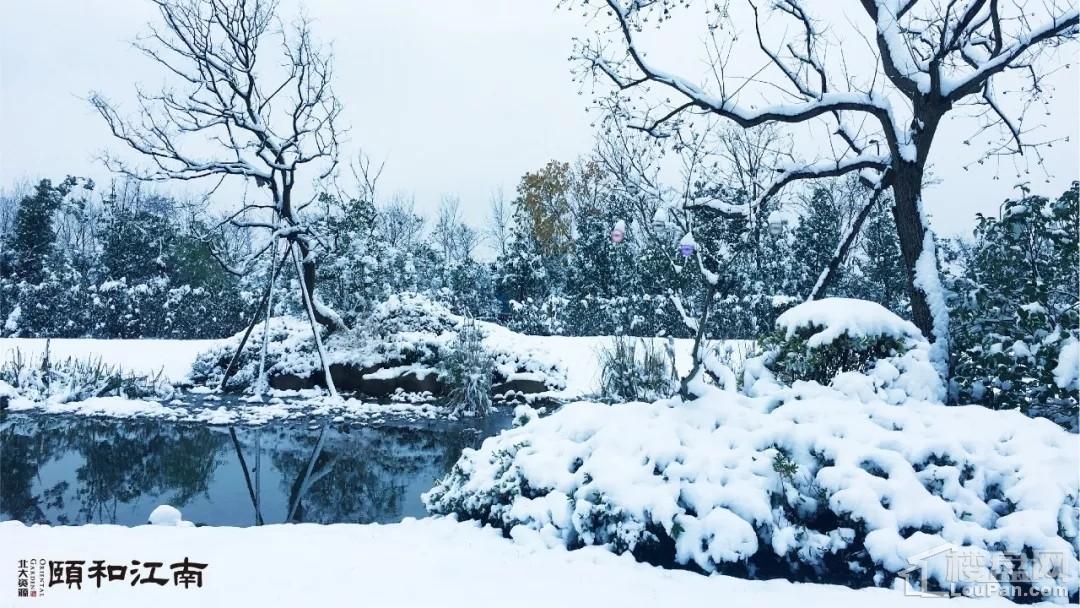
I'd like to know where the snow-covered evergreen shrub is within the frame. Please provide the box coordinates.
[945,184,1078,426]
[188,317,319,390]
[442,318,494,416]
[425,392,1079,599]
[751,298,944,404]
[507,296,571,336]
[368,292,459,336]
[598,336,677,402]
[762,328,906,386]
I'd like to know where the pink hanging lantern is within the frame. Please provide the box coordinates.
[610,220,626,244]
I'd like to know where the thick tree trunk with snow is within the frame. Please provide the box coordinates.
[295,236,346,333]
[891,170,936,341]
[890,163,950,376]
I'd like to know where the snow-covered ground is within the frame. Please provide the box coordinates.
[0,517,1022,607]
[0,338,218,382]
[1,335,753,424]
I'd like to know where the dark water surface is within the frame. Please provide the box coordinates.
[0,409,512,526]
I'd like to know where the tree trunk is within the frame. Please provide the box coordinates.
[680,283,719,399]
[294,236,346,333]
[891,169,937,341]
[280,179,346,335]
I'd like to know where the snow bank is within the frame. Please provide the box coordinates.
[0,517,1025,607]
[186,293,745,402]
[5,392,458,426]
[0,338,218,382]
[425,390,1079,598]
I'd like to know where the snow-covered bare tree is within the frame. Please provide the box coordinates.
[90,0,346,332]
[485,188,513,259]
[573,0,1078,368]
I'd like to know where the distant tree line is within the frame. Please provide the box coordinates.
[3,170,1075,417]
[0,178,251,339]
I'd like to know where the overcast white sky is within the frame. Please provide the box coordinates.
[1,0,1077,237]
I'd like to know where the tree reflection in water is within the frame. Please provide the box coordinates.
[1,411,509,526]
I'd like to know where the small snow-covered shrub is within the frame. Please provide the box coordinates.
[424,392,1080,599]
[368,292,459,336]
[443,318,494,416]
[2,346,173,402]
[598,336,677,402]
[751,298,943,404]
[762,329,906,386]
[189,317,318,390]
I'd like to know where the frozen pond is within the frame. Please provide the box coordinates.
[0,409,513,526]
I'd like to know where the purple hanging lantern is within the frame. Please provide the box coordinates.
[610,220,626,244]
[678,234,696,258]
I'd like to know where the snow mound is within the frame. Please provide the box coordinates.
[148,504,194,527]
[775,298,923,348]
[425,392,1079,598]
[367,292,459,336]
[189,294,567,402]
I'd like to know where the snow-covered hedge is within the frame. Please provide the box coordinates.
[426,299,1075,598]
[424,390,1079,599]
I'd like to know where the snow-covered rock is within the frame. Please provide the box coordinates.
[425,390,1079,598]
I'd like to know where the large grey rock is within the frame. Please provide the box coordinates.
[269,372,321,391]
[491,378,549,396]
[362,370,444,397]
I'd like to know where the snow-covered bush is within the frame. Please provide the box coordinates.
[188,317,319,390]
[425,392,1079,599]
[2,346,174,402]
[367,292,459,336]
[749,298,944,405]
[944,185,1078,426]
[443,318,494,416]
[598,336,677,402]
